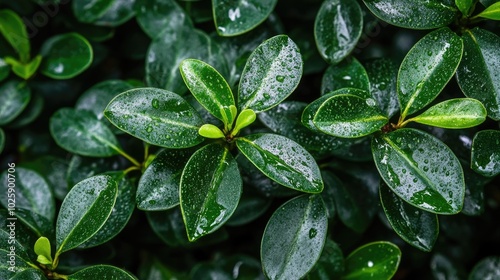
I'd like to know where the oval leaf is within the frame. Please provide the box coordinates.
[471,130,500,177]
[469,256,500,280]
[321,57,370,94]
[50,108,121,157]
[180,143,242,241]
[343,241,401,279]
[261,194,328,280]
[104,88,204,148]
[236,133,323,193]
[0,80,31,126]
[0,9,30,62]
[476,2,500,20]
[372,128,465,214]
[456,0,475,16]
[56,175,118,254]
[313,93,388,138]
[68,265,137,279]
[238,35,303,113]
[362,0,458,29]
[136,0,192,39]
[314,0,363,64]
[40,33,93,79]
[398,27,463,119]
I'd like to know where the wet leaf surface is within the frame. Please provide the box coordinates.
[0,80,30,126]
[321,57,369,94]
[471,130,500,177]
[342,241,401,279]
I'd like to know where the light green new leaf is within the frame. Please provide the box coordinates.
[213,0,278,36]
[40,33,93,79]
[261,195,328,280]
[342,241,401,279]
[136,0,192,39]
[372,128,465,214]
[314,0,363,64]
[408,98,486,128]
[104,88,204,148]
[469,256,500,280]
[398,27,463,119]
[180,144,242,241]
[68,265,137,279]
[456,28,500,120]
[56,175,118,254]
[4,55,42,80]
[0,9,30,62]
[471,130,500,177]
[313,93,388,138]
[0,80,30,126]
[180,59,235,128]
[50,108,121,157]
[476,2,500,20]
[321,57,370,95]
[34,237,52,265]
[236,133,323,193]
[238,35,302,113]
[456,0,475,16]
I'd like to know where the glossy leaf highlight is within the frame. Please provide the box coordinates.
[343,241,401,279]
[471,130,500,177]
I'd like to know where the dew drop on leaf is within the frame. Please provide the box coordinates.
[276,75,285,83]
[152,98,160,109]
[309,228,317,238]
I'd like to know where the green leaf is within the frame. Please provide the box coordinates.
[68,265,137,279]
[471,130,500,177]
[146,208,190,247]
[180,143,242,241]
[362,0,458,29]
[313,93,388,138]
[135,0,192,39]
[232,108,256,135]
[7,93,44,129]
[198,124,226,139]
[364,58,399,118]
[238,35,303,113]
[398,27,463,119]
[236,133,323,193]
[104,88,204,148]
[307,239,345,280]
[380,182,438,252]
[1,167,55,222]
[180,59,235,127]
[10,268,47,280]
[0,80,31,126]
[137,149,193,210]
[72,0,135,27]
[15,208,55,242]
[0,57,9,82]
[321,57,370,95]
[408,98,486,128]
[469,256,500,280]
[56,175,118,254]
[261,194,328,280]
[372,128,465,214]
[34,237,52,265]
[4,55,42,80]
[314,0,363,64]
[480,0,497,7]
[476,2,500,20]
[50,108,121,157]
[226,192,271,226]
[455,0,475,16]
[1,223,33,272]
[39,33,93,79]
[0,9,30,62]
[213,0,278,36]
[342,241,401,279]
[456,28,500,120]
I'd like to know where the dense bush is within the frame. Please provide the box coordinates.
[1,0,500,279]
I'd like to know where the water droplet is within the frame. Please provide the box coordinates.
[276,75,285,83]
[309,228,317,238]
[149,200,156,205]
[152,99,160,109]
[146,126,153,133]
[366,98,376,107]
[368,261,374,267]
[263,93,271,99]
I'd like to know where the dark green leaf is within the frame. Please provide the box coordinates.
[72,0,135,27]
[476,2,500,20]
[56,175,118,254]
[146,208,191,247]
[189,263,232,280]
[480,0,497,7]
[50,108,121,157]
[0,9,30,62]
[365,58,399,118]
[104,88,204,148]
[431,254,464,279]
[10,268,47,280]
[4,55,42,80]
[469,256,500,279]
[457,28,500,120]
[380,182,438,252]
[0,227,33,275]
[455,0,475,16]
[342,241,401,279]
[68,265,137,279]
[0,128,4,153]
[7,93,44,128]
[66,155,117,193]
[0,80,31,126]
[261,194,328,280]
[40,33,93,79]
[180,143,242,241]
[398,27,463,119]
[238,35,302,113]
[15,208,55,242]
[314,0,363,64]
[135,0,192,39]
[226,192,271,226]
[213,0,278,36]
[0,57,9,82]
[236,133,323,193]
[462,160,487,216]
[321,57,369,94]
[362,0,458,29]
[313,93,388,138]
[372,128,465,214]
[307,239,345,280]
[471,130,500,177]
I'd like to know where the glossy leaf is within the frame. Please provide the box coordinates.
[34,237,52,265]
[0,9,30,62]
[476,2,500,20]
[380,182,438,252]
[7,93,44,128]
[15,208,55,243]
[321,57,370,95]
[180,59,235,127]
[0,80,31,126]
[261,195,328,280]
[68,265,137,279]
[238,35,302,113]
[343,241,401,279]
[39,33,93,79]
[104,88,204,148]
[372,128,465,214]
[180,144,242,241]
[136,0,192,39]
[50,108,121,157]
[362,0,458,29]
[456,0,475,16]
[213,0,278,36]
[137,149,192,210]
[398,27,463,119]
[236,133,323,193]
[471,130,500,177]
[313,93,388,138]
[469,256,500,280]
[4,55,42,80]
[314,0,363,64]
[226,192,271,226]
[307,239,345,280]
[457,28,500,120]
[10,268,46,280]
[56,175,118,254]
[408,98,486,128]
[72,0,135,27]
[364,58,399,118]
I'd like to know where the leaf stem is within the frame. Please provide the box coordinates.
[114,147,141,167]
[124,165,141,175]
